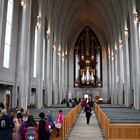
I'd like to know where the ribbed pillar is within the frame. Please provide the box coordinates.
[46,38,53,106]
[61,58,65,101]
[36,0,46,109]
[129,0,140,109]
[56,48,60,103]
[108,46,112,103]
[122,24,131,107]
[18,0,32,109]
[52,45,58,104]
[64,53,68,99]
[114,53,118,104]
[58,54,62,103]
[117,44,124,105]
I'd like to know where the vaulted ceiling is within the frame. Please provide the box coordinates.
[52,0,127,47]
[47,0,132,50]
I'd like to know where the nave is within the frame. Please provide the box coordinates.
[1,0,140,139]
[67,110,105,140]
[29,105,105,140]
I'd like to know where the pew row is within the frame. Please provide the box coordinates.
[29,103,82,140]
[95,103,140,140]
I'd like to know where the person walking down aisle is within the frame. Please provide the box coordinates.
[38,112,50,140]
[85,104,92,124]
[68,110,105,140]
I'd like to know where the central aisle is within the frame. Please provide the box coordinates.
[67,110,105,140]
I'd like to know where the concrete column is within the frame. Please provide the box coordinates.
[111,46,118,104]
[129,0,140,109]
[62,57,65,99]
[117,44,124,105]
[44,39,48,106]
[64,53,68,99]
[18,0,32,109]
[111,52,114,103]
[114,52,118,104]
[58,54,62,103]
[108,58,112,101]
[122,25,131,107]
[52,45,58,104]
[56,48,60,103]
[108,46,112,103]
[11,85,17,108]
[36,0,46,109]
[46,39,53,106]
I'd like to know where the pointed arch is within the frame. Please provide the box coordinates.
[74,26,102,88]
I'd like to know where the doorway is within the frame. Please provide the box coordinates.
[6,94,10,110]
[84,94,89,99]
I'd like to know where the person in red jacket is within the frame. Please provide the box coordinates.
[82,98,87,112]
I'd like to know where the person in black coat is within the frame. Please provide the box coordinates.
[38,112,50,140]
[0,110,14,140]
[85,104,92,124]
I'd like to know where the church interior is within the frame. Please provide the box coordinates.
[1,0,140,139]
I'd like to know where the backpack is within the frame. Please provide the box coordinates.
[26,126,36,140]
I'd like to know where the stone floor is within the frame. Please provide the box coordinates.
[66,110,107,140]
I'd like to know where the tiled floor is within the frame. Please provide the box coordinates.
[67,110,106,140]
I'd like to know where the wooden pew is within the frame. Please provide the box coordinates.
[95,103,140,140]
[108,123,140,140]
[29,103,82,140]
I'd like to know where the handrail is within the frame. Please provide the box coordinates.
[50,102,82,140]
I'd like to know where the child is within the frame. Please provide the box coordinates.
[54,110,64,137]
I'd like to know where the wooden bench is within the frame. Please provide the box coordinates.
[95,103,140,140]
[29,103,82,140]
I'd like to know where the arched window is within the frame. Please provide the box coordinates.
[74,26,102,88]
[3,0,14,68]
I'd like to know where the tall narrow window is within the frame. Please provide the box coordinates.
[33,26,38,78]
[3,0,14,68]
